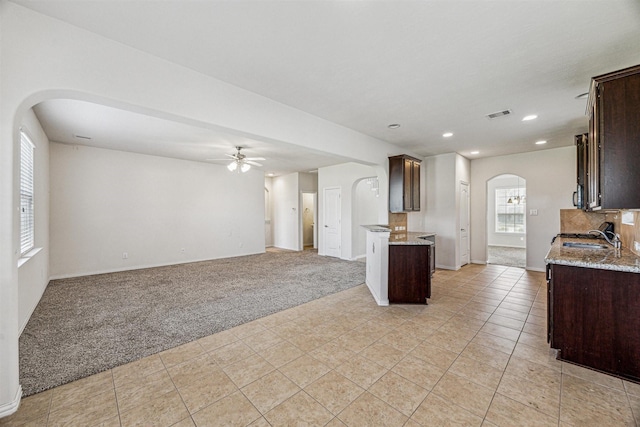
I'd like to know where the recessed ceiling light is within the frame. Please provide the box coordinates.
[535,140,547,145]
[470,151,479,155]
[387,124,401,129]
[575,92,589,100]
[267,173,274,177]
[443,132,453,138]
[522,115,538,121]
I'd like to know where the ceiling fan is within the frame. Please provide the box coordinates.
[207,146,265,173]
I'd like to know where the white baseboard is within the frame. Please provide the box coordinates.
[365,280,389,306]
[0,386,22,419]
[19,280,49,336]
[471,259,487,265]
[48,252,266,280]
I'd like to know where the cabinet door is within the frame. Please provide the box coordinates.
[600,72,640,209]
[546,264,552,344]
[412,161,420,211]
[389,157,405,213]
[403,159,413,211]
[388,245,429,304]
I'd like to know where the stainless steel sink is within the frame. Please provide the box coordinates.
[562,242,609,249]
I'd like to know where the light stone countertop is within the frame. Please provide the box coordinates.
[388,231,436,246]
[545,236,640,273]
[361,224,391,232]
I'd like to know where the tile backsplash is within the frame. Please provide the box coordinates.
[560,209,640,256]
[388,212,408,233]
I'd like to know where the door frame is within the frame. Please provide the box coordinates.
[485,174,527,266]
[299,191,317,250]
[459,181,470,267]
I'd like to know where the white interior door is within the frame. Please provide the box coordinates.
[323,187,341,258]
[460,182,470,266]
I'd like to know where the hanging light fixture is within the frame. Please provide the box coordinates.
[240,163,251,173]
[227,161,238,172]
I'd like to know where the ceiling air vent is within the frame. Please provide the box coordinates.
[486,109,512,119]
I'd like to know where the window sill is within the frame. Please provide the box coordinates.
[18,247,43,268]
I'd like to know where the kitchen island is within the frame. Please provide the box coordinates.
[545,236,640,382]
[362,225,435,306]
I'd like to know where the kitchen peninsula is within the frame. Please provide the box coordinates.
[362,225,435,306]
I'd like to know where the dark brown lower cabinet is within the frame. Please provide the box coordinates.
[388,245,431,304]
[548,263,640,381]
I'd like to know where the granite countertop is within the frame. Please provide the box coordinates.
[545,237,640,273]
[389,231,436,245]
[361,224,391,232]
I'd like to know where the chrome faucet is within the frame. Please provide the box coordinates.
[588,229,622,249]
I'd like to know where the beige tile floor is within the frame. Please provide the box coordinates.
[2,264,639,426]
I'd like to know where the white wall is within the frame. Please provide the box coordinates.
[470,146,576,271]
[49,143,265,278]
[298,172,317,193]
[318,162,387,260]
[487,174,526,248]
[422,153,471,270]
[17,109,49,334]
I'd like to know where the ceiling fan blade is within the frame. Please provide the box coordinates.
[245,160,263,167]
[205,158,231,161]
[244,157,266,161]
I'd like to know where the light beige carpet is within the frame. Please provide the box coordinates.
[19,250,365,396]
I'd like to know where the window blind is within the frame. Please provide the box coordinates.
[495,187,526,233]
[20,131,35,256]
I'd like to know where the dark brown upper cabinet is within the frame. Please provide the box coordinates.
[586,64,640,210]
[389,155,421,213]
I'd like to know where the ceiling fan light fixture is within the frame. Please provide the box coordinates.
[241,163,251,173]
[227,161,238,172]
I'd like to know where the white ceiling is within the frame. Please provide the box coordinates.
[15,0,640,174]
[33,99,352,175]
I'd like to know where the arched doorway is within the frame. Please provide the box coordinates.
[486,174,526,267]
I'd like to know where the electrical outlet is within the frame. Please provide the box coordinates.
[122,252,128,259]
